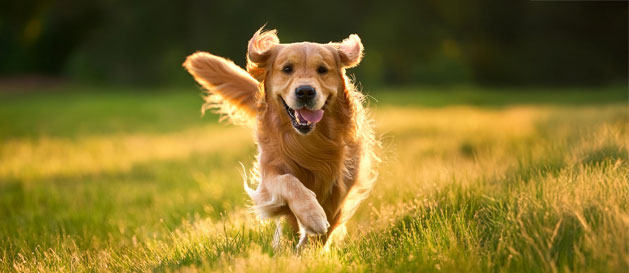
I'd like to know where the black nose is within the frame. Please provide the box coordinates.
[295,85,316,101]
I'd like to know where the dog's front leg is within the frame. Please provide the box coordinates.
[262,174,330,247]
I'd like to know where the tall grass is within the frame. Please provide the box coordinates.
[0,86,626,272]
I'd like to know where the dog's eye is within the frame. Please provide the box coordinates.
[317,66,328,74]
[282,65,293,74]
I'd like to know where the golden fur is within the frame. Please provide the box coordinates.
[183,27,378,249]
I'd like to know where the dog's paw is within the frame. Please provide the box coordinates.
[302,210,330,235]
[292,199,329,235]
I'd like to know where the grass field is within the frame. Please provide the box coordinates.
[0,85,627,272]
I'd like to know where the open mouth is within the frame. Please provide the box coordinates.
[281,98,324,135]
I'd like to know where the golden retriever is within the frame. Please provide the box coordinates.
[183,27,378,249]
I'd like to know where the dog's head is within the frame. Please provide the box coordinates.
[247,28,363,135]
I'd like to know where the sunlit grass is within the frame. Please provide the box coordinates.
[0,125,251,181]
[0,86,627,272]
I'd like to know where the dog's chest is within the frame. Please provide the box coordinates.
[288,143,358,202]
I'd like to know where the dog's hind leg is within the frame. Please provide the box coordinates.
[272,213,300,251]
[296,227,309,251]
[272,219,283,250]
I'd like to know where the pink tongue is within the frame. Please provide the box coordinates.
[297,108,324,123]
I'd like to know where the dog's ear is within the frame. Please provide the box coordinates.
[334,34,364,68]
[247,27,280,81]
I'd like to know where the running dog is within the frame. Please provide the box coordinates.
[183,27,378,249]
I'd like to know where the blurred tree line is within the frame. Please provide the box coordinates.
[1,0,627,86]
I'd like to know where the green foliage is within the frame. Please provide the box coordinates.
[0,1,627,85]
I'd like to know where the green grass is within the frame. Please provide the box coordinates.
[0,85,627,272]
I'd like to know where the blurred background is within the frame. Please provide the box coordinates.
[0,0,627,88]
[1,2,628,271]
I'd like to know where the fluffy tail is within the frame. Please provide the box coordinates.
[183,52,259,124]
